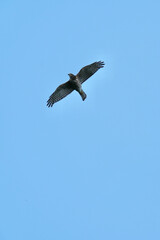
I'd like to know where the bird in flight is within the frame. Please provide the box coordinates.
[47,61,105,107]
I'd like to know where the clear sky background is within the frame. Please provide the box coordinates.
[0,0,160,239]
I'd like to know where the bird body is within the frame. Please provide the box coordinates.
[47,61,104,107]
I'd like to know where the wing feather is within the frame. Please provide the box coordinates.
[77,61,105,84]
[47,81,73,107]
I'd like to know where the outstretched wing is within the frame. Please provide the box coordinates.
[47,81,73,107]
[77,61,105,84]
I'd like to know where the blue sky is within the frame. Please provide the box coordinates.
[0,0,160,239]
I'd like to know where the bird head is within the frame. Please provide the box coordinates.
[68,73,75,80]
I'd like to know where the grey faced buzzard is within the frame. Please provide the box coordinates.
[47,61,105,107]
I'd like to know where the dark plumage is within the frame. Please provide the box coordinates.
[47,61,104,107]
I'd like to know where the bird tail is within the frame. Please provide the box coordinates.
[80,90,87,101]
